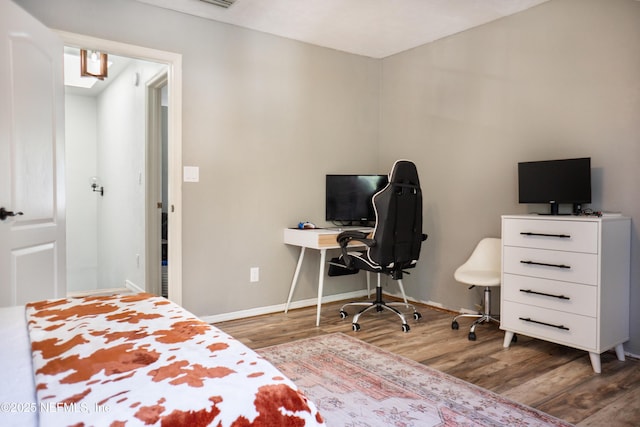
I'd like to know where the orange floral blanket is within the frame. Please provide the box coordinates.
[25,293,324,427]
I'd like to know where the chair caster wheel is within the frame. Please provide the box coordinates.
[402,324,410,332]
[339,310,348,319]
[352,323,361,332]
[451,320,459,330]
[413,312,422,321]
[468,332,476,341]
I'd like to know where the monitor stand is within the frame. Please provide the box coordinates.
[537,202,570,216]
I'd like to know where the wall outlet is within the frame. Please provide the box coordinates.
[250,267,259,283]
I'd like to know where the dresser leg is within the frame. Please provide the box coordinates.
[589,352,602,374]
[614,344,626,361]
[503,331,514,348]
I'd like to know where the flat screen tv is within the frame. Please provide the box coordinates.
[518,157,591,215]
[326,174,389,225]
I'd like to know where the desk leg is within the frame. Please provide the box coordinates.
[316,249,327,327]
[285,247,306,314]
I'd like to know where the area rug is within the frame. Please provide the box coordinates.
[257,333,573,427]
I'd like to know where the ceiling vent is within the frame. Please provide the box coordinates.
[200,0,236,8]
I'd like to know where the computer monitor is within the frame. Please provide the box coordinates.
[325,174,388,224]
[518,157,591,215]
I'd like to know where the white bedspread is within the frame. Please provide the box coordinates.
[2,293,324,427]
[0,305,38,427]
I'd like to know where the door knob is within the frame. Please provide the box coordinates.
[0,207,24,221]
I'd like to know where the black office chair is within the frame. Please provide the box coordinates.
[332,160,428,332]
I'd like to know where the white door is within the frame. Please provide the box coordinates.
[0,0,66,306]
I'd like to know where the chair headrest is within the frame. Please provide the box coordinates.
[389,160,420,187]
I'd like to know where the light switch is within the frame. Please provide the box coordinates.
[183,166,199,182]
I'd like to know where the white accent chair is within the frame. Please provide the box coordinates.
[451,237,502,341]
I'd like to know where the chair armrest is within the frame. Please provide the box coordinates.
[337,230,375,248]
[337,231,376,267]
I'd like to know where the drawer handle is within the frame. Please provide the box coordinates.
[519,289,570,300]
[520,260,571,269]
[520,232,571,239]
[519,317,570,331]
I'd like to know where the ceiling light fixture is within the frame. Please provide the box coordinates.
[199,0,236,8]
[80,49,108,80]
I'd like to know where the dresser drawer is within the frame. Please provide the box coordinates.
[502,274,597,317]
[501,301,596,350]
[503,218,598,253]
[503,246,598,285]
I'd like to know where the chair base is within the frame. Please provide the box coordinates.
[452,312,500,341]
[340,280,421,333]
[451,286,499,341]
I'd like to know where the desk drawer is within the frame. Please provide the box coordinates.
[318,233,341,247]
[318,233,372,248]
[502,301,596,350]
[503,218,598,253]
[503,246,598,285]
[502,274,597,317]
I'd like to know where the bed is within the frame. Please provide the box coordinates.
[0,293,324,427]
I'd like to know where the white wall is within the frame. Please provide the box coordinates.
[96,60,165,291]
[66,59,165,293]
[65,94,98,292]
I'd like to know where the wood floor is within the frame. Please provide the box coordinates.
[215,298,640,426]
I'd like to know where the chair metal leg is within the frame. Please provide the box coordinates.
[340,280,421,332]
[397,278,409,307]
[451,286,499,341]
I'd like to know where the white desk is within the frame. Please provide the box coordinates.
[283,228,370,326]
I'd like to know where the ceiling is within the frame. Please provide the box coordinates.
[135,0,549,58]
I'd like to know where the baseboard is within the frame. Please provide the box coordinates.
[202,290,454,324]
[125,280,145,294]
[201,289,370,324]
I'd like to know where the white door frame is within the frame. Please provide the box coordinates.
[58,31,183,306]
[146,69,167,298]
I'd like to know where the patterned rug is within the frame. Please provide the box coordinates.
[257,333,574,427]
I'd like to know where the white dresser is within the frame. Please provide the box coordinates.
[501,214,631,373]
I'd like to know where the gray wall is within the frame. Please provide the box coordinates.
[16,0,640,353]
[380,0,640,353]
[15,0,381,315]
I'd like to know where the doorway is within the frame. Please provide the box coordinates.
[60,31,183,304]
[146,71,169,298]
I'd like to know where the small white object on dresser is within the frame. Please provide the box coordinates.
[501,214,631,373]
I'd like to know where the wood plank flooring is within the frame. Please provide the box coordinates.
[215,298,640,426]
